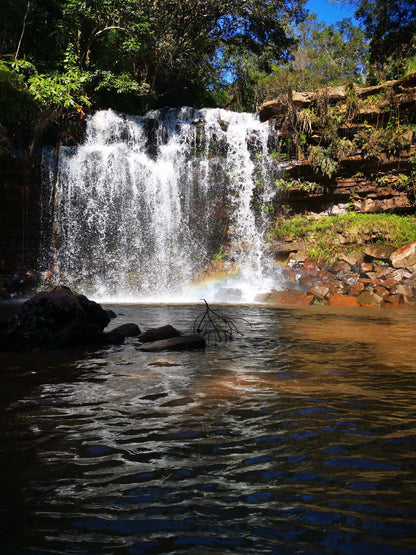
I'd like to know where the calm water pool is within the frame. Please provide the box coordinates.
[1,303,416,554]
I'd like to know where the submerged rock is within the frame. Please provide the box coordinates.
[138,334,206,352]
[0,286,112,351]
[138,325,181,343]
[110,323,141,337]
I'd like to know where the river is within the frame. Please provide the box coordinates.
[1,302,416,553]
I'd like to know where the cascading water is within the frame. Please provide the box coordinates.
[41,107,282,302]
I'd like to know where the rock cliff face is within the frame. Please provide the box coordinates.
[259,73,416,216]
[0,157,41,289]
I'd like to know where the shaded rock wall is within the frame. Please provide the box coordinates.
[0,157,42,284]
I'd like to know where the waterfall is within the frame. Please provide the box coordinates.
[41,107,282,302]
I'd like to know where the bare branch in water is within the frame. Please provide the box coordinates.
[193,299,249,342]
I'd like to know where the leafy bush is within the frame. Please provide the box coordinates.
[308,145,339,178]
[275,177,320,194]
[353,119,412,159]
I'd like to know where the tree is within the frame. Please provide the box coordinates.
[290,15,368,88]
[1,0,307,110]
[352,0,416,77]
[251,14,368,105]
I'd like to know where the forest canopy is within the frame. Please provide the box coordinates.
[0,0,307,111]
[0,0,415,151]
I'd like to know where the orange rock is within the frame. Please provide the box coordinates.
[379,277,399,289]
[359,277,381,286]
[357,290,384,306]
[328,294,360,307]
[390,241,416,269]
[360,262,374,273]
[348,282,365,296]
[303,260,320,277]
[267,290,314,306]
[374,285,390,299]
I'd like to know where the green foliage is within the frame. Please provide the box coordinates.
[212,247,227,260]
[354,119,413,159]
[354,0,416,76]
[272,213,416,262]
[255,14,368,102]
[275,177,320,193]
[28,70,91,111]
[404,55,416,76]
[308,145,339,178]
[93,71,145,95]
[1,48,91,112]
[0,0,308,114]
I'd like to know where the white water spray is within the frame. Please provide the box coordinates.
[42,107,282,302]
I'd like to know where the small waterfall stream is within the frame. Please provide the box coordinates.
[42,107,281,302]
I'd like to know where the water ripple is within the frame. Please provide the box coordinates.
[1,305,416,553]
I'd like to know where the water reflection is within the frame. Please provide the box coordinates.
[1,304,416,553]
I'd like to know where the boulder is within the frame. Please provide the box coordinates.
[1,286,111,351]
[385,294,407,306]
[341,272,360,286]
[328,293,360,307]
[138,324,181,343]
[109,323,141,337]
[307,284,330,299]
[360,262,374,274]
[288,251,308,265]
[267,290,314,306]
[292,91,315,108]
[390,241,416,269]
[258,98,287,121]
[390,283,415,298]
[330,261,352,276]
[374,285,390,299]
[339,253,365,267]
[391,268,413,280]
[365,244,396,262]
[357,290,384,307]
[320,86,346,103]
[138,334,206,352]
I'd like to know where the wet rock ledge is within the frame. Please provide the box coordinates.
[258,240,416,308]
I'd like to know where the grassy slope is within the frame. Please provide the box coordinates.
[271,213,416,262]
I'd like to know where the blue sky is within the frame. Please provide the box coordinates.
[306,0,358,25]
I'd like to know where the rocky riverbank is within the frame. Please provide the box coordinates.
[257,240,416,308]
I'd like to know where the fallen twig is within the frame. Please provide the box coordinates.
[193,299,249,342]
